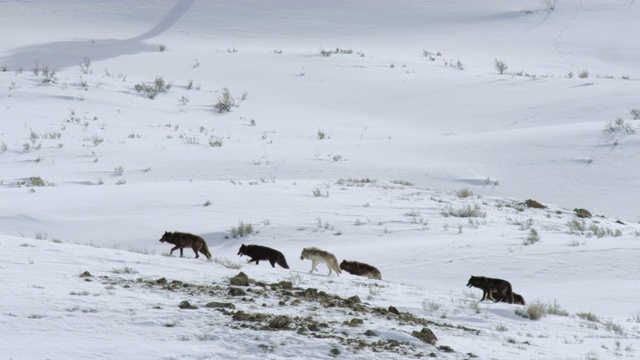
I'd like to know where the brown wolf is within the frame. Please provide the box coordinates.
[300,247,341,276]
[159,231,211,260]
[339,260,381,280]
[237,244,289,269]
[490,289,526,305]
[466,275,514,304]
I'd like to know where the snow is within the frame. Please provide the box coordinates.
[1,0,640,359]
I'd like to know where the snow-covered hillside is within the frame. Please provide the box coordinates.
[1,1,640,359]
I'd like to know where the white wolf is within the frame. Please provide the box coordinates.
[300,247,341,276]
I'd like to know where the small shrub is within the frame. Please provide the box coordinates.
[545,299,569,316]
[578,69,589,78]
[134,76,172,99]
[447,204,486,218]
[79,57,91,74]
[91,134,104,146]
[567,218,586,234]
[212,257,242,269]
[391,179,413,186]
[112,266,138,274]
[69,291,90,296]
[159,44,166,52]
[229,221,254,238]
[493,59,508,74]
[631,109,640,120]
[317,129,326,140]
[312,188,329,197]
[28,176,46,187]
[208,136,223,147]
[605,118,635,135]
[515,300,546,320]
[456,188,473,198]
[577,312,600,323]
[451,58,464,70]
[543,0,558,11]
[523,228,540,245]
[215,87,235,113]
[40,65,57,84]
[604,320,624,335]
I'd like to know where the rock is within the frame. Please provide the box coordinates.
[205,302,235,309]
[412,327,437,345]
[178,300,198,310]
[228,288,246,296]
[79,271,92,278]
[229,272,250,286]
[574,208,592,218]
[388,306,400,315]
[524,199,546,209]
[269,315,291,329]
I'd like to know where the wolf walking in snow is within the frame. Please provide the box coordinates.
[237,244,289,269]
[466,275,515,304]
[339,260,382,280]
[300,247,341,276]
[159,231,211,260]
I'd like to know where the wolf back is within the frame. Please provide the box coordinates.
[237,244,289,269]
[339,260,381,280]
[159,231,212,260]
[300,247,341,276]
[466,275,515,304]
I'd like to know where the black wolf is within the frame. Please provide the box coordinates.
[159,231,211,259]
[237,244,289,269]
[466,275,515,304]
[339,260,382,280]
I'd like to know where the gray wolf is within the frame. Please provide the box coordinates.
[466,275,514,304]
[159,231,211,259]
[237,244,289,269]
[300,247,341,276]
[339,260,381,280]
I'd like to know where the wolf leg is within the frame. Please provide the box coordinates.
[169,246,179,256]
[269,259,276,268]
[192,245,200,258]
[310,260,317,273]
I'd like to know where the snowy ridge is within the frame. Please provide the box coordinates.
[1,1,640,359]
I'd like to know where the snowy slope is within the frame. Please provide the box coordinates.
[1,1,640,359]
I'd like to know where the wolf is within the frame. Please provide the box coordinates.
[159,231,211,260]
[300,247,341,276]
[237,244,289,269]
[504,292,526,306]
[466,275,514,304]
[339,260,381,280]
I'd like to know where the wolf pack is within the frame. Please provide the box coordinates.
[160,231,524,306]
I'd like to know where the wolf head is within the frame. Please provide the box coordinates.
[300,248,308,260]
[159,231,172,243]
[466,275,480,288]
[237,244,247,256]
[339,260,346,270]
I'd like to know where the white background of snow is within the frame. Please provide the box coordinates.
[1,1,640,359]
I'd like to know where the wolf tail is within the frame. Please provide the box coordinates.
[277,255,290,269]
[201,242,212,260]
